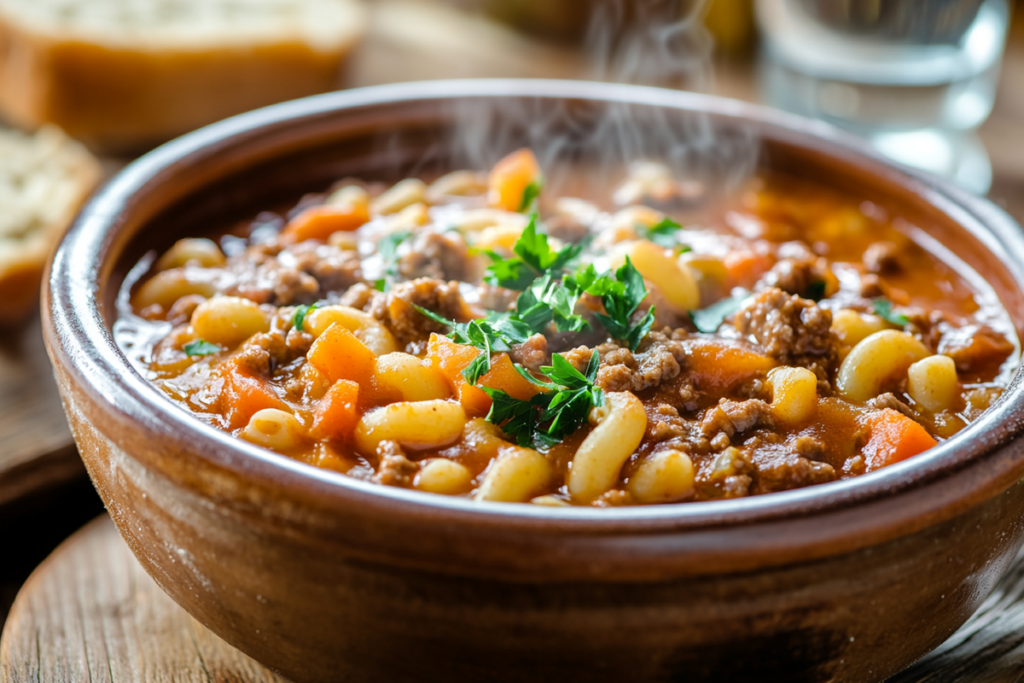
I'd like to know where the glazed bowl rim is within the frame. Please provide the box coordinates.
[46,78,1024,533]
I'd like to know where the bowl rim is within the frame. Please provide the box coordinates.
[45,78,1024,536]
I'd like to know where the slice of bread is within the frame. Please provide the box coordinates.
[0,0,368,152]
[0,126,100,325]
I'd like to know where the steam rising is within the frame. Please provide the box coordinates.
[392,0,759,204]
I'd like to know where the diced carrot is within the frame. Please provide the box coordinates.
[307,323,376,386]
[279,204,370,243]
[427,334,482,390]
[488,149,541,212]
[310,379,360,442]
[478,354,542,401]
[426,335,543,417]
[723,250,772,291]
[686,339,776,394]
[221,363,290,430]
[862,408,938,471]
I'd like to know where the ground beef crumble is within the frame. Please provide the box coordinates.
[375,441,418,488]
[734,287,840,381]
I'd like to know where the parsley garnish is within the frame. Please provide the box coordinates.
[637,217,688,252]
[484,215,582,291]
[484,351,603,449]
[374,230,413,293]
[183,339,220,357]
[807,280,827,301]
[873,298,909,326]
[514,273,590,334]
[591,257,655,351]
[690,292,750,333]
[413,307,532,384]
[292,303,317,332]
[519,179,543,213]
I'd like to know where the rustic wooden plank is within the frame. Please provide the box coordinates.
[0,516,285,683]
[0,313,84,512]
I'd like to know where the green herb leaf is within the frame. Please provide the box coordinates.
[690,292,749,333]
[807,280,827,301]
[484,351,603,450]
[183,339,221,357]
[292,303,317,332]
[484,215,582,291]
[519,179,543,213]
[374,230,413,292]
[482,389,550,448]
[592,256,652,351]
[413,306,533,382]
[873,298,910,326]
[638,217,684,249]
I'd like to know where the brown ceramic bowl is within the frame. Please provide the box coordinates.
[43,80,1024,682]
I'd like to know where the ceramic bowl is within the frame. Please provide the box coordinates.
[43,80,1024,683]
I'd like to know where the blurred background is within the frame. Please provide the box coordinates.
[1,0,1022,642]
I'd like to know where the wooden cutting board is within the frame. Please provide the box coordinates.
[2,514,1024,682]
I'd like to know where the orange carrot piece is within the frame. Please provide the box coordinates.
[862,408,938,471]
[478,354,542,402]
[222,364,290,430]
[307,323,376,386]
[279,204,370,243]
[426,334,481,390]
[686,339,776,394]
[723,250,772,291]
[311,379,360,442]
[488,149,541,212]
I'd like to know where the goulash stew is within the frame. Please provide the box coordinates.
[116,150,1018,506]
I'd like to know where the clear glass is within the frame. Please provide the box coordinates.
[757,0,1010,193]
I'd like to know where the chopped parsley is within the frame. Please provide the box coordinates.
[484,215,582,291]
[292,303,317,332]
[637,217,688,252]
[374,230,413,293]
[484,351,603,449]
[690,292,749,333]
[807,280,827,301]
[589,257,655,351]
[413,307,532,384]
[519,179,543,213]
[183,339,221,357]
[873,298,909,326]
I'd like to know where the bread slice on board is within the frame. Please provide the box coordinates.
[0,0,368,153]
[0,126,101,325]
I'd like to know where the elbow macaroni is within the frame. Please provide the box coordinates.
[627,449,695,504]
[767,366,818,427]
[191,296,270,346]
[354,400,466,455]
[615,240,700,311]
[568,392,647,503]
[373,353,452,402]
[474,446,552,503]
[836,330,931,403]
[306,305,398,355]
[908,355,959,412]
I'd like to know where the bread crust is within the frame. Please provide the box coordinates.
[0,126,101,326]
[0,1,367,152]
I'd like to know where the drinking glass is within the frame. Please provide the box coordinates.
[757,0,1011,193]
